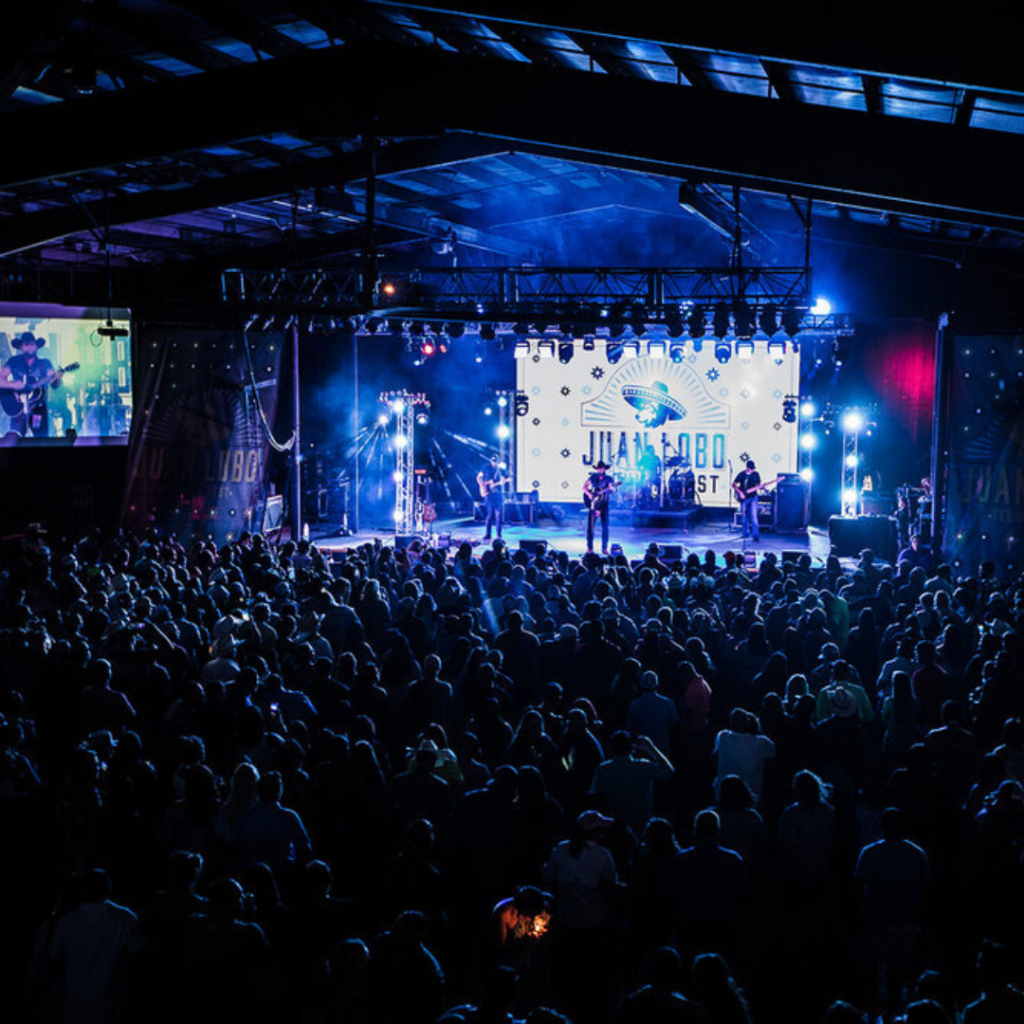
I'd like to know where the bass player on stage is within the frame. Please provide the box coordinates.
[732,459,765,544]
[477,454,510,541]
[583,460,616,555]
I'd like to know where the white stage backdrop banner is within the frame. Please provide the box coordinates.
[516,340,800,508]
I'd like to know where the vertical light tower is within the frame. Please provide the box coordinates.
[798,399,818,506]
[841,409,863,516]
[494,389,515,490]
[381,390,430,534]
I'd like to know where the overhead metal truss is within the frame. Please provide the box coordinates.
[222,264,826,325]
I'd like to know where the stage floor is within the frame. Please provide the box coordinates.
[312,510,834,565]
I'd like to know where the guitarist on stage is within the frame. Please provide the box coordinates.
[732,459,763,544]
[583,460,616,555]
[0,332,63,438]
[477,454,510,541]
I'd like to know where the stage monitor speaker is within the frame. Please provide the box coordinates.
[661,544,684,562]
[828,515,898,562]
[519,539,547,555]
[775,477,809,531]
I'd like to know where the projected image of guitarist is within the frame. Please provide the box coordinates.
[583,460,616,555]
[477,454,511,541]
[0,332,65,439]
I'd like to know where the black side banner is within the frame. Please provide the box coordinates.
[122,328,284,543]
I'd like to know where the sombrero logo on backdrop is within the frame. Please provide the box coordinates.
[620,380,685,428]
[580,357,731,431]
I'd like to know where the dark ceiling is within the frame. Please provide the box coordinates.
[3,1,1024,315]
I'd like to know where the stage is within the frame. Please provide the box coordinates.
[311,508,835,565]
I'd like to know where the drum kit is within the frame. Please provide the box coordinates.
[612,452,698,510]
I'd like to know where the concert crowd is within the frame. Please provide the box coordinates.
[2,524,1023,1024]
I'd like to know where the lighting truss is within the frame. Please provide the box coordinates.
[380,390,430,535]
[224,265,817,316]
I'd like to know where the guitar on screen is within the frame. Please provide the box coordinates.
[0,362,80,417]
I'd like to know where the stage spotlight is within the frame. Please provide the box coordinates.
[735,338,754,361]
[800,467,814,482]
[416,412,429,426]
[622,340,640,359]
[834,336,851,365]
[811,297,832,316]
[842,411,863,432]
[759,303,779,336]
[474,343,484,364]
[409,320,424,337]
[842,488,857,507]
[365,317,381,335]
[768,337,786,364]
[801,400,816,418]
[712,302,731,339]
[394,434,408,449]
[497,425,511,439]
[782,397,797,423]
[670,342,685,363]
[733,301,754,339]
[692,337,704,353]
[497,396,508,408]
[421,339,436,357]
[800,433,817,450]
[515,393,530,416]
[538,340,556,359]
[607,344,623,364]
[714,339,731,363]
[781,304,802,337]
[559,341,574,364]
[484,407,493,416]
[391,400,406,415]
[480,323,496,341]
[582,337,596,352]
[446,321,465,339]
[377,413,389,427]
[380,280,398,298]
[688,304,707,338]
[845,453,859,468]
[647,340,666,359]
[392,470,403,483]
[514,340,530,359]
[630,309,647,337]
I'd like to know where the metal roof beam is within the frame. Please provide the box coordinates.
[367,2,1024,94]
[6,41,1024,230]
[0,134,509,257]
[162,0,306,60]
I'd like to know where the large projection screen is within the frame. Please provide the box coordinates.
[0,303,132,443]
[516,339,800,507]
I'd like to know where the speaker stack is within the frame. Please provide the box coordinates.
[775,473,810,532]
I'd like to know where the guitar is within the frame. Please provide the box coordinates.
[479,475,511,498]
[732,475,780,501]
[0,361,80,417]
[584,477,617,511]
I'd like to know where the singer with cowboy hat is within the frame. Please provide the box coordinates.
[583,461,616,555]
